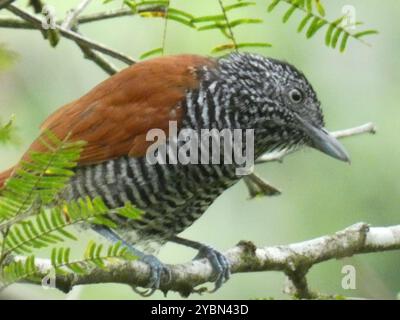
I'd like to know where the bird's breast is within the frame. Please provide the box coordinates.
[63,156,239,241]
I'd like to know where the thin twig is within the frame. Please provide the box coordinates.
[62,0,92,30]
[161,0,170,55]
[76,42,119,75]
[218,0,238,50]
[64,0,119,75]
[0,5,166,30]
[77,5,166,25]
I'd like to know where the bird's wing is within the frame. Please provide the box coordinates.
[24,55,215,166]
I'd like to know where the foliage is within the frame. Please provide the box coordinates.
[103,0,378,57]
[267,0,378,52]
[0,130,143,289]
[0,131,85,224]
[1,240,135,288]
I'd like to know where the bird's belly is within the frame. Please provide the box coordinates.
[63,156,239,242]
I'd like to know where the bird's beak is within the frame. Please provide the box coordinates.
[295,114,350,163]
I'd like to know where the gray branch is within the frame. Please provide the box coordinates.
[3,4,135,65]
[14,223,400,298]
[61,0,119,76]
[0,5,166,29]
[76,5,166,25]
[62,0,92,30]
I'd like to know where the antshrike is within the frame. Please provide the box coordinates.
[0,53,350,295]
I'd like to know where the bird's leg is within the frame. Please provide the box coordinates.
[169,236,230,292]
[92,225,171,296]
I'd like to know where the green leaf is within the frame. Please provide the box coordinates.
[92,216,117,229]
[325,17,343,46]
[0,130,85,224]
[315,0,325,16]
[340,32,350,52]
[224,2,256,12]
[57,247,64,264]
[192,15,225,23]
[117,202,143,220]
[267,0,280,12]
[306,17,327,38]
[331,27,343,48]
[229,18,263,28]
[123,0,137,13]
[353,30,379,39]
[51,248,57,266]
[305,0,312,12]
[297,13,312,32]
[167,14,195,28]
[67,262,85,274]
[84,241,96,260]
[282,5,297,23]
[139,48,163,60]
[211,42,272,54]
[167,8,194,20]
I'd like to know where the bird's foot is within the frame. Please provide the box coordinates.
[194,245,231,292]
[132,254,171,297]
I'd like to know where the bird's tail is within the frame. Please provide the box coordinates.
[0,167,14,189]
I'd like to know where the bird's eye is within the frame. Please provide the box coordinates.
[289,88,304,104]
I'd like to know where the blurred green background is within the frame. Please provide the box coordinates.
[0,0,399,299]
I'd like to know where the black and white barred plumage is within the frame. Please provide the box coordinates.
[63,52,325,251]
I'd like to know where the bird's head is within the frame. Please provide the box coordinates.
[208,52,350,162]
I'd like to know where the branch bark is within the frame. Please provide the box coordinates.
[14,223,400,298]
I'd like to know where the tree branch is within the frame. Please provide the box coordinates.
[4,4,135,65]
[76,5,166,25]
[0,1,166,66]
[61,0,119,76]
[11,223,400,298]
[0,5,166,29]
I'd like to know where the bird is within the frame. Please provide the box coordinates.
[0,52,350,295]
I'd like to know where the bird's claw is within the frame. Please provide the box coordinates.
[132,254,171,297]
[194,245,230,292]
